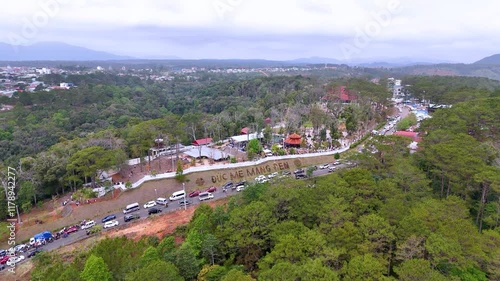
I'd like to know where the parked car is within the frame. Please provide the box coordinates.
[328,166,335,173]
[222,181,234,190]
[235,180,247,190]
[293,168,305,174]
[143,201,157,209]
[295,173,307,179]
[332,161,340,165]
[103,220,119,229]
[14,244,27,253]
[205,186,217,193]
[64,225,79,234]
[81,220,96,230]
[282,171,291,176]
[189,190,201,197]
[156,197,169,207]
[179,199,191,206]
[6,255,25,266]
[0,256,10,264]
[318,164,330,169]
[101,214,116,223]
[199,192,214,201]
[27,249,42,258]
[0,250,6,257]
[268,172,278,179]
[236,184,247,192]
[148,208,162,215]
[255,175,266,182]
[124,214,140,222]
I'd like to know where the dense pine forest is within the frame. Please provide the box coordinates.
[1,71,499,280]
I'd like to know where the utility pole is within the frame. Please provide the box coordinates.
[182,183,186,210]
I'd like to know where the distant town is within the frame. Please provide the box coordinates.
[0,63,346,100]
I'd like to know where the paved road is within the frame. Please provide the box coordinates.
[42,185,234,252]
[16,161,351,257]
[2,165,356,274]
[384,105,411,136]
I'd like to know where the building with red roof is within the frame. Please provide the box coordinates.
[284,133,302,147]
[240,127,249,134]
[192,138,213,146]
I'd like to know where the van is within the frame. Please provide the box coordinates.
[169,190,186,201]
[156,197,169,206]
[123,202,140,214]
[199,192,214,201]
[81,220,95,230]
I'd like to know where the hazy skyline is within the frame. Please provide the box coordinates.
[1,0,498,62]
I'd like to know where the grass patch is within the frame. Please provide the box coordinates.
[0,222,10,242]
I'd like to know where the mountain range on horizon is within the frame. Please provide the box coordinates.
[473,54,500,65]
[0,41,498,67]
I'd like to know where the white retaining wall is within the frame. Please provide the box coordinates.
[123,147,349,190]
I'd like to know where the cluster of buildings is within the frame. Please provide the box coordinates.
[207,66,315,74]
[0,66,77,97]
[0,63,351,98]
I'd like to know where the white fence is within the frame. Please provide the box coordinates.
[121,147,349,190]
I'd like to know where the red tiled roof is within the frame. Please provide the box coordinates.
[241,127,249,134]
[192,138,213,146]
[284,133,302,145]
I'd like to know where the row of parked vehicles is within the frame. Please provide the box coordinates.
[0,244,44,268]
[0,229,57,268]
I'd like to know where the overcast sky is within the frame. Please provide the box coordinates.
[0,0,498,62]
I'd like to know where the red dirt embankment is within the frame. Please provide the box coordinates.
[105,198,228,241]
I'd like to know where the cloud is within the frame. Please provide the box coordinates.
[0,0,498,61]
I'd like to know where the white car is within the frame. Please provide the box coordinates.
[199,192,214,201]
[143,201,157,209]
[103,220,119,229]
[255,175,266,182]
[267,172,278,179]
[236,185,246,192]
[81,220,96,230]
[7,255,25,266]
[14,244,27,253]
[318,164,330,169]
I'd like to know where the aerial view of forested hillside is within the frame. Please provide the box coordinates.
[2,2,500,279]
[1,63,499,280]
[26,95,500,280]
